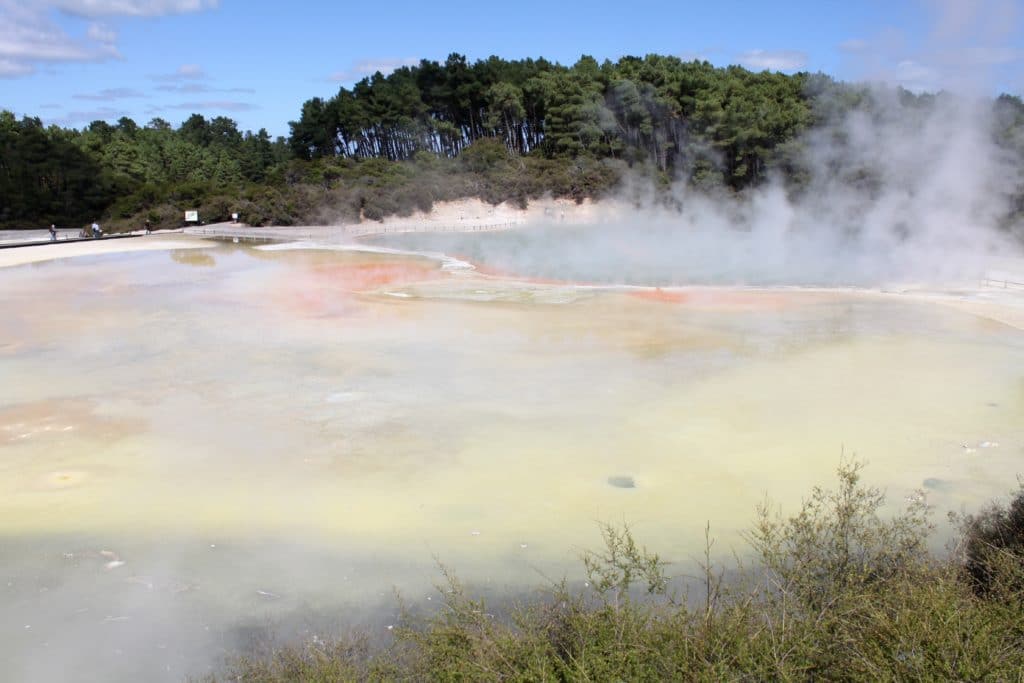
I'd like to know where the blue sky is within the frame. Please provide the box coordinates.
[2,0,1022,137]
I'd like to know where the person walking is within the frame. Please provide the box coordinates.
[91,221,102,238]
[49,224,57,241]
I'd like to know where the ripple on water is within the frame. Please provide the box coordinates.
[41,470,88,489]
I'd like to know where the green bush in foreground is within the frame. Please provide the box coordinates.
[211,461,1024,682]
[958,481,1024,599]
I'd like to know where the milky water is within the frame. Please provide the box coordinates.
[2,240,1023,681]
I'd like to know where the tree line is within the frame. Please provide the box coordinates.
[2,53,1023,229]
[0,111,289,228]
[288,54,813,189]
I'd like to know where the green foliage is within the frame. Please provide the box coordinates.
[213,461,1024,682]
[748,457,933,609]
[957,482,1024,598]
[235,186,299,227]
[459,137,512,173]
[0,113,109,226]
[0,109,288,228]
[582,522,668,606]
[4,53,1024,229]
[213,635,380,682]
[281,53,822,191]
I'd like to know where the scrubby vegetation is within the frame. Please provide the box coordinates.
[207,461,1024,681]
[3,54,1024,231]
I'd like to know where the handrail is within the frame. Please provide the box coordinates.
[981,277,1024,289]
[345,221,517,236]
[184,221,519,242]
[0,233,142,250]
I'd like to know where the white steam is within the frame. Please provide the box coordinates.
[377,87,1023,288]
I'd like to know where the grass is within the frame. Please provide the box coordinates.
[205,459,1024,681]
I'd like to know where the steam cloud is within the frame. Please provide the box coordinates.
[383,86,1023,288]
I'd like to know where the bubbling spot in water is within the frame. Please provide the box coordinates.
[0,341,25,355]
[42,470,87,489]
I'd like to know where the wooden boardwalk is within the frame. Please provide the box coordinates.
[0,233,142,250]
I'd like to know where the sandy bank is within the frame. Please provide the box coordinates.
[185,198,603,242]
[357,196,602,232]
[0,234,211,268]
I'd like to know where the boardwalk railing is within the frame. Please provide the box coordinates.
[185,221,518,243]
[0,233,141,250]
[184,227,319,243]
[344,222,516,236]
[981,276,1024,290]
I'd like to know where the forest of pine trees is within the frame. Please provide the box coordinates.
[2,53,1023,229]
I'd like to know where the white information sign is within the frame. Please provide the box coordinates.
[184,210,199,222]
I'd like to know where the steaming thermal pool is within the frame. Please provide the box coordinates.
[2,237,1023,681]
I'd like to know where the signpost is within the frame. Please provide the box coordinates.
[184,210,199,223]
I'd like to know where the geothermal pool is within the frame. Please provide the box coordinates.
[2,237,1023,680]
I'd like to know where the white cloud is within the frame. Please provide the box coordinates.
[676,48,720,63]
[0,57,35,77]
[157,82,208,92]
[959,46,1022,66]
[164,100,256,111]
[152,63,206,81]
[328,57,419,83]
[841,0,1023,94]
[86,22,116,44]
[61,105,127,122]
[0,3,100,62]
[73,87,146,100]
[893,59,942,92]
[839,39,868,53]
[156,81,254,93]
[148,65,254,101]
[0,0,217,78]
[928,0,1018,43]
[176,63,204,78]
[54,0,219,18]
[738,49,808,72]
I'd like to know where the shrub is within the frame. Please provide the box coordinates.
[199,195,234,223]
[747,457,933,611]
[206,461,1024,682]
[458,137,512,173]
[958,483,1024,597]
